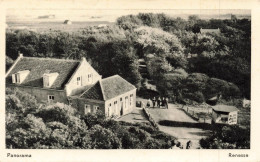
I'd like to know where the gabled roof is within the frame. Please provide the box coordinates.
[100,75,136,100]
[6,56,80,90]
[80,75,136,101]
[212,105,239,113]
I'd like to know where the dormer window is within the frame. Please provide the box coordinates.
[12,70,30,84]
[43,72,59,88]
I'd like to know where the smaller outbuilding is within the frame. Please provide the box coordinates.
[212,105,239,125]
[64,20,72,25]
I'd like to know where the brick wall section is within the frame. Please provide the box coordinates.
[8,85,68,104]
[69,97,105,115]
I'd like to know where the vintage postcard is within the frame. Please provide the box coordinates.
[0,0,260,161]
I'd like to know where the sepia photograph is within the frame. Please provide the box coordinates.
[4,8,251,151]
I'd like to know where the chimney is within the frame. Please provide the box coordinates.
[82,57,86,61]
[18,51,23,57]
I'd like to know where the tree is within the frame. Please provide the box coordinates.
[7,114,50,149]
[156,68,188,99]
[200,125,250,149]
[146,56,173,83]
[134,26,184,56]
[88,125,122,149]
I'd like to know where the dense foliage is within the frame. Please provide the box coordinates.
[6,13,251,101]
[6,88,175,149]
[200,125,250,149]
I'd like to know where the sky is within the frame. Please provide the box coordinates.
[6,9,251,22]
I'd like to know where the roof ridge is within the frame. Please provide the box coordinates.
[102,75,136,89]
[102,74,119,81]
[99,79,106,100]
[22,56,80,62]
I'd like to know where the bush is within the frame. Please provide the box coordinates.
[200,125,250,149]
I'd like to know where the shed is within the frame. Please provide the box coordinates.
[212,105,239,125]
[64,20,72,25]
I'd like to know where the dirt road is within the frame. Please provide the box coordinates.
[147,104,211,149]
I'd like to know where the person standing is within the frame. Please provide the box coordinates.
[165,97,169,109]
[147,98,151,108]
[152,97,156,108]
[157,97,161,108]
[186,140,192,149]
[162,97,166,108]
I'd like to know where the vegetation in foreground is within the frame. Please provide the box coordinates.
[6,88,175,149]
[200,125,250,149]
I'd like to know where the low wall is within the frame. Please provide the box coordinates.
[159,120,223,130]
[143,108,159,129]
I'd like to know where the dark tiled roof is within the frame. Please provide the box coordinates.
[80,82,104,100]
[80,75,136,101]
[6,57,80,89]
[212,105,239,113]
[100,75,136,100]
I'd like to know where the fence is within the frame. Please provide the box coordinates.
[182,105,213,124]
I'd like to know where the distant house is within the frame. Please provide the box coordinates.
[231,14,237,22]
[187,53,198,58]
[242,98,250,108]
[38,15,55,19]
[200,28,220,34]
[212,105,239,125]
[64,20,72,25]
[97,24,108,28]
[6,54,136,118]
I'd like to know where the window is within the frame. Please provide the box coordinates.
[114,101,118,115]
[94,105,100,113]
[125,96,128,109]
[120,98,122,101]
[87,74,93,83]
[108,103,112,116]
[84,104,91,114]
[94,106,100,110]
[12,70,30,84]
[12,73,20,83]
[48,95,54,103]
[77,76,81,86]
[130,94,133,106]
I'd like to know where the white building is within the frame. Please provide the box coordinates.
[212,105,239,125]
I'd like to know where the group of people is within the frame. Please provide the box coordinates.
[145,97,169,109]
[170,140,193,149]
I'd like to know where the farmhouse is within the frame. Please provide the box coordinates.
[212,105,239,125]
[6,54,136,117]
[200,28,220,34]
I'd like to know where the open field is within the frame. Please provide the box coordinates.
[7,21,114,32]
